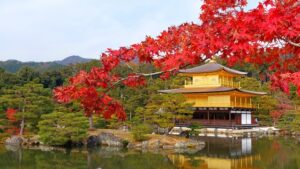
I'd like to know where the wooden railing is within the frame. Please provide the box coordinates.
[176,119,236,127]
[230,102,253,108]
[192,102,253,108]
[220,81,240,88]
[192,119,234,126]
[184,80,240,88]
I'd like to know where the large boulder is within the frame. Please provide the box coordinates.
[174,142,187,148]
[98,132,124,147]
[86,135,100,147]
[148,139,161,149]
[22,135,40,146]
[5,136,23,146]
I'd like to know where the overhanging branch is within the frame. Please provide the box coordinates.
[103,68,177,94]
[287,40,300,47]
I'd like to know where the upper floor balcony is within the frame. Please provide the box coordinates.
[184,79,240,88]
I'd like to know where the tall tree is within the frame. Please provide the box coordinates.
[0,82,53,135]
[17,67,40,84]
[135,94,194,128]
[0,69,19,89]
[38,110,88,146]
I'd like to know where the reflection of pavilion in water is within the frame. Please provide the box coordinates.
[168,137,261,169]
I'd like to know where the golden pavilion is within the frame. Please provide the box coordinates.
[159,60,266,128]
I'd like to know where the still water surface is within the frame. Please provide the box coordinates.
[0,136,299,169]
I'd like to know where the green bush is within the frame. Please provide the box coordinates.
[0,133,9,143]
[188,123,202,136]
[94,118,108,128]
[279,112,300,133]
[122,140,129,148]
[38,111,88,146]
[132,124,151,141]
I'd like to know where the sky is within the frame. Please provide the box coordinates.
[0,0,261,62]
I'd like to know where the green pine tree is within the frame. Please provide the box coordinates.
[136,93,194,128]
[38,110,88,145]
[0,82,53,135]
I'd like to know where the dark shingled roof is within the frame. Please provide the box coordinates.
[158,86,266,95]
[179,62,247,75]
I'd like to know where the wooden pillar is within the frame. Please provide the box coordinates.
[235,96,237,107]
[247,97,250,108]
[207,111,209,120]
[221,76,223,85]
[208,111,210,124]
[240,97,242,107]
[226,76,228,86]
[214,112,216,125]
[229,110,232,127]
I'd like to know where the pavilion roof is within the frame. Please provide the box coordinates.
[179,62,247,75]
[158,86,266,95]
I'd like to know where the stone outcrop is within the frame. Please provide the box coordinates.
[5,136,23,146]
[22,136,40,146]
[86,135,100,147]
[127,137,205,152]
[88,130,205,152]
[98,132,124,147]
[87,132,125,147]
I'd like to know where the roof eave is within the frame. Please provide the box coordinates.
[237,89,267,95]
[158,88,267,95]
[179,68,247,75]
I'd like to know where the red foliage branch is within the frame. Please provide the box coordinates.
[6,108,17,122]
[54,0,300,120]
[5,127,20,135]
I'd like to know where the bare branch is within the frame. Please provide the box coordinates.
[124,62,134,71]
[102,68,177,94]
[136,68,176,77]
[287,40,300,47]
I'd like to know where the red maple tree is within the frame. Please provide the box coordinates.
[6,108,17,122]
[270,92,294,125]
[5,108,20,135]
[54,0,299,128]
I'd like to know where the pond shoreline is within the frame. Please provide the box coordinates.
[1,128,299,153]
[2,129,206,153]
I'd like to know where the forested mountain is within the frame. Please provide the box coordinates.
[0,55,93,73]
[54,55,92,65]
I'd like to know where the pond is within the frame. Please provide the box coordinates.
[0,136,299,169]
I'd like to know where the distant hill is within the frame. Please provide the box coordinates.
[54,55,92,65]
[0,56,93,73]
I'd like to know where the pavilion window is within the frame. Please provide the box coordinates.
[213,113,230,120]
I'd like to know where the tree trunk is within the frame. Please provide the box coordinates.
[88,115,94,129]
[19,104,25,136]
[19,118,25,136]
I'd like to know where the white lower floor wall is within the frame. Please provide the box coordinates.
[241,114,252,125]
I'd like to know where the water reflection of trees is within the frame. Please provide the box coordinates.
[252,137,300,169]
[0,147,87,169]
[0,146,175,169]
[0,137,299,169]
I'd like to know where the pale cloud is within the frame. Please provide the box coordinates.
[0,0,261,62]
